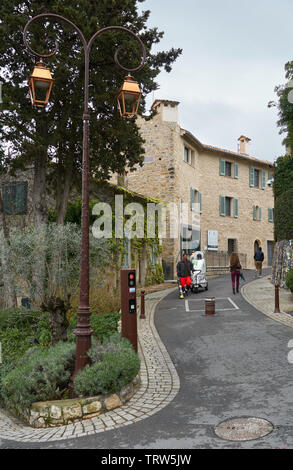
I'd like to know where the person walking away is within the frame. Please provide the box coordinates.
[229,252,242,294]
[254,246,264,277]
[177,253,193,299]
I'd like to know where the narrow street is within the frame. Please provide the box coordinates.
[1,270,293,449]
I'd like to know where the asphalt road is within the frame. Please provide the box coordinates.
[1,270,293,449]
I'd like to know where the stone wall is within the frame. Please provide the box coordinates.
[272,240,293,288]
[16,375,140,428]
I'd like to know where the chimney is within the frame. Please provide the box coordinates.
[238,135,251,155]
[151,99,180,123]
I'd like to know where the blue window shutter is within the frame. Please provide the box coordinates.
[234,162,239,179]
[261,170,266,189]
[234,198,239,218]
[220,159,226,176]
[220,195,226,216]
[199,192,202,213]
[259,207,262,221]
[253,205,257,220]
[250,168,255,187]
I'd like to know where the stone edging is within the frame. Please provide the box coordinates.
[241,276,293,329]
[20,376,140,429]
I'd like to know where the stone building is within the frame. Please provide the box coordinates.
[111,100,275,279]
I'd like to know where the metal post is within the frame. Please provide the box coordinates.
[274,282,280,313]
[140,290,146,319]
[205,297,215,315]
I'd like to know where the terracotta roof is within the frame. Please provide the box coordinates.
[181,129,273,167]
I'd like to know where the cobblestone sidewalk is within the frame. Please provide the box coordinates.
[0,288,179,443]
[241,276,293,329]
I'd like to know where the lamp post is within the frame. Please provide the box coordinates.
[23,14,146,392]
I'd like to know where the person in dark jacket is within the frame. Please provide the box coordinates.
[254,247,264,277]
[177,253,193,298]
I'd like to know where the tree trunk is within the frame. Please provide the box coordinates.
[0,190,17,308]
[41,296,70,345]
[56,161,73,225]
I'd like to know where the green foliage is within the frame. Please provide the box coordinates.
[74,334,140,397]
[275,155,293,198]
[0,307,51,367]
[145,263,164,286]
[275,189,293,241]
[0,223,109,306]
[285,269,293,293]
[1,342,76,410]
[68,312,120,342]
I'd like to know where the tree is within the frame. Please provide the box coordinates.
[275,189,293,241]
[0,0,182,224]
[275,154,293,198]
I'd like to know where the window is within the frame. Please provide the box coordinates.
[253,205,262,221]
[190,187,202,213]
[220,159,238,178]
[184,146,189,163]
[1,181,28,215]
[268,208,274,222]
[220,196,238,217]
[250,168,266,189]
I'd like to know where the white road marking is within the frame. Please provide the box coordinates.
[185,297,239,313]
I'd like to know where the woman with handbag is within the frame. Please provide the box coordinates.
[229,252,242,294]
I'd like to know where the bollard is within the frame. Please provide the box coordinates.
[140,290,146,319]
[274,282,280,313]
[205,297,215,315]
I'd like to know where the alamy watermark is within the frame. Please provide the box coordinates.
[91,195,200,240]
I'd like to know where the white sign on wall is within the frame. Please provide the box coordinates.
[208,230,218,251]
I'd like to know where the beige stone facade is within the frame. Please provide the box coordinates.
[110,100,275,278]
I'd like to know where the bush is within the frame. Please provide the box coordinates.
[275,189,293,241]
[0,308,51,367]
[74,334,140,397]
[1,342,75,410]
[286,269,293,293]
[68,312,120,342]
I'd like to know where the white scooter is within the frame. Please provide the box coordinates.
[190,251,208,293]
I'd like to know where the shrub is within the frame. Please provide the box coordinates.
[74,334,140,397]
[286,269,293,293]
[1,342,76,410]
[275,189,293,241]
[68,312,120,342]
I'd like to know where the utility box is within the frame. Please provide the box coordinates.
[120,269,137,352]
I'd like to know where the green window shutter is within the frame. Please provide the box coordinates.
[233,198,238,218]
[220,159,226,176]
[220,195,226,216]
[249,167,255,187]
[261,170,266,189]
[268,208,274,222]
[253,205,257,220]
[199,192,202,213]
[190,187,195,211]
[234,162,239,179]
[259,207,262,221]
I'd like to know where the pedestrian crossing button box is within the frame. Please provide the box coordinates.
[129,299,136,314]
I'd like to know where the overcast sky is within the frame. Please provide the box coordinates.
[139,0,293,162]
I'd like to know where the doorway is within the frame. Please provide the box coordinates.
[267,241,274,267]
[228,239,237,254]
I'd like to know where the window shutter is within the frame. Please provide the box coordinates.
[261,170,266,189]
[234,198,239,218]
[268,208,271,222]
[199,192,202,213]
[190,187,195,211]
[234,162,239,179]
[253,205,257,220]
[220,159,226,176]
[220,195,226,216]
[249,167,255,187]
[268,208,274,222]
[259,207,262,221]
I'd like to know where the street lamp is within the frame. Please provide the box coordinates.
[23,14,146,395]
[28,60,54,109]
[117,75,142,119]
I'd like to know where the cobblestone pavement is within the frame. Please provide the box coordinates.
[0,288,179,443]
[241,275,293,329]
